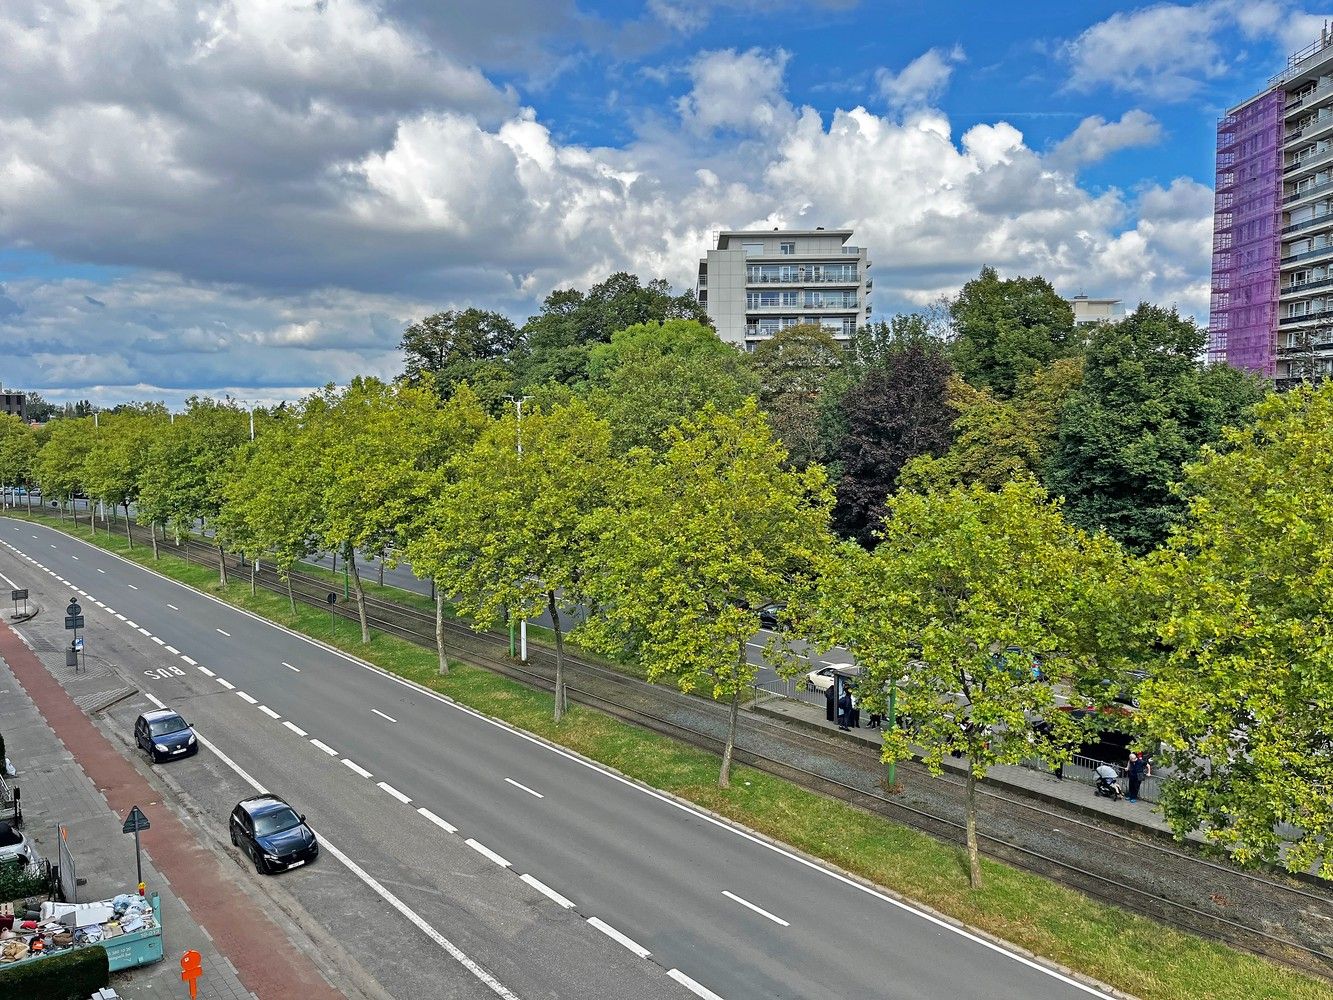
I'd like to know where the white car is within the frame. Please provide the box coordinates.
[0,821,39,869]
[806,665,863,692]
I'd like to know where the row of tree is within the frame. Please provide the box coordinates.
[2,368,1329,886]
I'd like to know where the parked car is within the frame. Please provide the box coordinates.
[0,821,39,868]
[134,709,198,763]
[756,602,787,631]
[229,795,319,875]
[805,665,843,692]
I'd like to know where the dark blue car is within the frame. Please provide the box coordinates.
[229,795,319,875]
[134,709,197,763]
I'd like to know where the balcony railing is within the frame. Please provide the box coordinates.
[746,272,861,285]
[1280,311,1332,325]
[1284,176,1333,203]
[1282,212,1333,235]
[1288,108,1333,141]
[1283,275,1333,296]
[1281,244,1333,264]
[1285,144,1333,173]
[746,300,859,311]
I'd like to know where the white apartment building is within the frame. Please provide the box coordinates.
[697,229,872,350]
[1067,295,1124,327]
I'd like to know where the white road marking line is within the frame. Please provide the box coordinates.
[377,781,411,804]
[197,666,216,678]
[143,691,166,709]
[504,778,543,799]
[114,613,126,621]
[164,644,179,654]
[125,620,137,628]
[722,890,789,927]
[71,555,78,560]
[94,601,105,607]
[310,738,338,756]
[668,970,726,1000]
[216,628,230,636]
[138,627,152,636]
[371,708,397,723]
[417,807,457,833]
[282,662,299,672]
[49,543,55,548]
[98,568,105,574]
[39,515,1108,997]
[181,655,197,665]
[127,584,137,590]
[167,603,178,610]
[342,758,373,778]
[216,678,235,690]
[465,839,510,868]
[586,917,650,959]
[520,873,574,909]
[282,721,307,737]
[236,691,258,705]
[151,636,164,645]
[258,705,280,719]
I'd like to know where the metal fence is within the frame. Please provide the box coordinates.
[1021,753,1165,803]
[57,823,76,903]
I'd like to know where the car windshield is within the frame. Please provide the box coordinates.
[148,715,188,737]
[0,824,22,848]
[253,807,302,838]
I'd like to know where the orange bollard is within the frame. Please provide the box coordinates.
[180,949,203,999]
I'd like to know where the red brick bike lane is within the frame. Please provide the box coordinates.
[0,619,344,1000]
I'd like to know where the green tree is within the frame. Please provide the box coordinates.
[586,319,758,452]
[1047,305,1267,553]
[948,267,1078,397]
[400,309,519,397]
[0,415,37,511]
[434,399,611,715]
[1139,384,1333,876]
[798,478,1120,887]
[34,418,93,524]
[750,324,845,469]
[81,406,166,546]
[582,401,833,786]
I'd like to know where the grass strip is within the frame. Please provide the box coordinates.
[3,511,1325,1000]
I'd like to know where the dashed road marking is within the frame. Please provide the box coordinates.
[181,655,197,665]
[197,666,216,678]
[587,917,650,959]
[417,807,457,833]
[164,644,180,654]
[722,890,789,927]
[127,584,138,590]
[520,873,573,909]
[216,678,235,690]
[216,628,230,637]
[668,969,726,1000]
[310,739,338,756]
[465,839,510,868]
[377,781,411,804]
[282,662,299,672]
[258,705,280,719]
[282,721,307,737]
[342,758,373,779]
[504,778,543,799]
[167,603,179,610]
[371,708,397,723]
[236,691,258,705]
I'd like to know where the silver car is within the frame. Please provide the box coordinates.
[0,821,39,868]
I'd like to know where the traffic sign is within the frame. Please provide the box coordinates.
[10,589,26,601]
[73,637,84,652]
[66,600,81,615]
[64,615,85,630]
[122,806,151,834]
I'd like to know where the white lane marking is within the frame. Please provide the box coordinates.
[504,777,543,799]
[282,662,300,672]
[216,678,235,690]
[143,691,167,709]
[465,839,510,868]
[342,758,373,779]
[164,644,180,654]
[721,890,789,927]
[258,705,280,719]
[236,691,258,705]
[310,739,338,756]
[98,568,105,574]
[197,666,216,678]
[49,543,55,548]
[71,555,78,560]
[24,517,1109,996]
[114,613,126,621]
[586,917,650,959]
[167,603,178,610]
[215,628,230,636]
[125,619,138,628]
[417,807,457,834]
[127,584,137,590]
[282,721,307,737]
[668,970,726,1000]
[377,781,412,804]
[181,655,197,665]
[520,873,574,909]
[151,636,164,645]
[31,535,36,539]
[371,708,397,723]
[138,628,152,637]
[0,567,15,587]
[94,601,105,608]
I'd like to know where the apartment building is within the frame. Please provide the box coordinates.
[697,229,871,350]
[0,391,25,420]
[1210,29,1333,385]
[1067,294,1124,327]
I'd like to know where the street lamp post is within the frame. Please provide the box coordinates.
[506,394,533,663]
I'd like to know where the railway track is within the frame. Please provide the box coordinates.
[28,516,1333,978]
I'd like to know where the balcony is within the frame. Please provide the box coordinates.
[1281,244,1333,265]
[1285,80,1333,116]
[1285,144,1333,174]
[1284,175,1333,204]
[1288,107,1333,142]
[746,300,859,312]
[1282,274,1333,296]
[1279,311,1332,325]
[1282,212,1333,235]
[746,272,861,285]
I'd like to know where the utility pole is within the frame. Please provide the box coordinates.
[507,394,533,662]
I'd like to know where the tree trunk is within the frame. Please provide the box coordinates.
[150,522,159,560]
[88,500,95,535]
[348,549,369,643]
[331,551,337,574]
[548,590,567,721]
[435,581,449,675]
[123,504,133,548]
[26,488,32,514]
[965,770,982,889]
[378,561,384,587]
[217,543,228,586]
[58,499,65,523]
[250,559,256,596]
[287,574,295,614]
[719,684,741,789]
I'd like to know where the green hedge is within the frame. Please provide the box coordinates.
[0,857,46,905]
[0,944,109,1000]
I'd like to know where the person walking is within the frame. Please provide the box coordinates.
[1127,752,1147,802]
[836,688,852,731]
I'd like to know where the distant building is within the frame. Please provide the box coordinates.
[1067,295,1124,327]
[697,229,872,350]
[1209,28,1333,384]
[0,390,25,420]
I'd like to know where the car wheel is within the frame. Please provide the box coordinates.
[254,856,267,876]
[229,826,238,847]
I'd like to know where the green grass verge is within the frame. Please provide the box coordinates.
[3,510,1324,1000]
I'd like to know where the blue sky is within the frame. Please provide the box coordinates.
[0,0,1328,406]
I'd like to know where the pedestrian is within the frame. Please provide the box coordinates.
[824,683,836,723]
[1127,752,1148,802]
[837,689,851,731]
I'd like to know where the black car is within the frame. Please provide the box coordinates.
[134,709,197,763]
[229,795,319,875]
[756,601,787,631]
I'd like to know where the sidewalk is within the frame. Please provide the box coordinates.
[752,691,1182,839]
[0,616,343,999]
[0,628,252,999]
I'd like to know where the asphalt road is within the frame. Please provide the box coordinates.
[0,516,1111,1000]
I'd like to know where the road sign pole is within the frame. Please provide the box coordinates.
[134,825,142,888]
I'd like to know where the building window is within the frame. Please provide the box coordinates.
[780,241,795,255]
[742,242,764,257]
